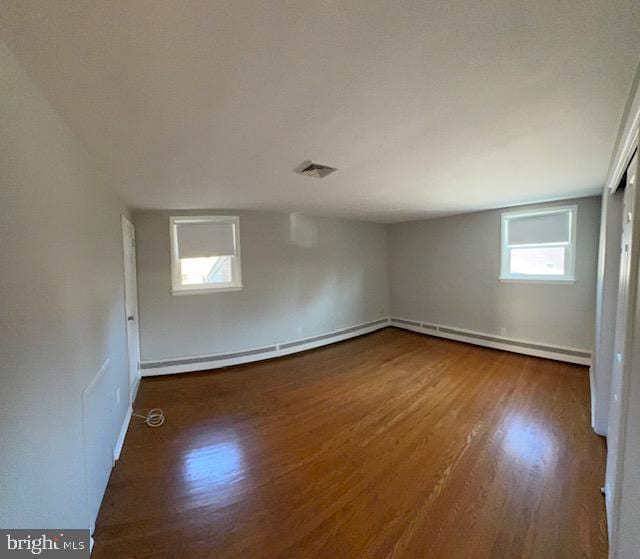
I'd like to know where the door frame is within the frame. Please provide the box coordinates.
[605,150,637,528]
[602,115,639,555]
[121,214,141,404]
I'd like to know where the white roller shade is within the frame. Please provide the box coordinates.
[507,211,571,246]
[176,221,236,258]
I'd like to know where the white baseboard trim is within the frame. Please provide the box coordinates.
[605,480,613,543]
[589,365,596,425]
[131,377,140,405]
[390,317,592,365]
[113,405,132,462]
[140,318,391,377]
[589,365,608,436]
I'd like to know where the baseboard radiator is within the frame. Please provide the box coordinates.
[390,317,591,365]
[140,317,390,376]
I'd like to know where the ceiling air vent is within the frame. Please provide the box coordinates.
[296,161,337,178]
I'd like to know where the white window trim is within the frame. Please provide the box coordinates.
[169,215,242,295]
[499,205,577,283]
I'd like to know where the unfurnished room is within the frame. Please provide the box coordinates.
[1,2,640,558]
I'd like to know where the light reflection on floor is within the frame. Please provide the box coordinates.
[503,414,556,467]
[181,437,247,503]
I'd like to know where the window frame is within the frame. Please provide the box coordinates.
[169,215,242,295]
[499,205,577,284]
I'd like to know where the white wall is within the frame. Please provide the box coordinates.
[134,211,389,362]
[388,196,601,352]
[0,42,130,529]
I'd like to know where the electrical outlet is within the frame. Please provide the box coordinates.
[500,328,507,337]
[116,387,121,405]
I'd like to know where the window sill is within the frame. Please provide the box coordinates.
[171,285,243,296]
[498,277,576,285]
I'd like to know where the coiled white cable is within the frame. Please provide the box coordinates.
[133,408,165,428]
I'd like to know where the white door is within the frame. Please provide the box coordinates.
[122,215,141,401]
[605,151,638,543]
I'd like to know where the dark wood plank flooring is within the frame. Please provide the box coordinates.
[92,328,607,558]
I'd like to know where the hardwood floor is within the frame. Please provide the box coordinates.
[92,328,607,558]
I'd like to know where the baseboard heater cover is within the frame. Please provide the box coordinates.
[437,327,590,358]
[390,317,421,327]
[280,319,388,349]
[142,345,278,370]
[141,317,390,376]
[390,317,591,364]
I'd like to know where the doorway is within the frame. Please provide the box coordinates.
[605,151,638,549]
[121,215,141,403]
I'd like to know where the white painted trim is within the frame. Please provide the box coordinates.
[608,121,639,194]
[498,278,576,285]
[113,406,132,462]
[121,215,141,405]
[589,366,606,435]
[130,377,140,405]
[170,285,243,295]
[140,318,391,376]
[606,60,640,194]
[390,317,591,365]
[591,64,640,554]
[606,154,640,556]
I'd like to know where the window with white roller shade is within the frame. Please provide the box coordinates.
[170,216,242,294]
[506,211,571,246]
[175,221,237,259]
[500,206,577,282]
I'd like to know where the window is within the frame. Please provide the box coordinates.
[169,215,242,294]
[500,206,576,282]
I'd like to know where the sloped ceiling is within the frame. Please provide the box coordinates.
[1,1,639,222]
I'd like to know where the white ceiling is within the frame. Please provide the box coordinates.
[1,1,639,222]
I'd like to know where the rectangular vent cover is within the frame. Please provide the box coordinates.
[296,161,337,178]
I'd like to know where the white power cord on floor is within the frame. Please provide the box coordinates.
[133,408,165,427]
